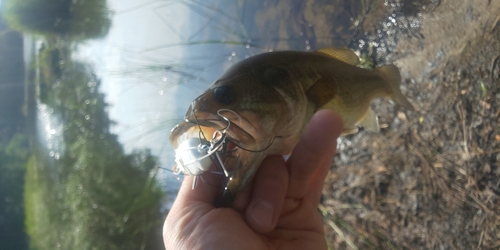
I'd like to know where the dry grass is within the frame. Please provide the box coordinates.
[322,19,500,249]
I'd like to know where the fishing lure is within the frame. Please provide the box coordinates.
[172,108,237,190]
[171,105,279,203]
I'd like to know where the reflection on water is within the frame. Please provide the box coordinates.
[36,103,64,179]
[35,40,64,163]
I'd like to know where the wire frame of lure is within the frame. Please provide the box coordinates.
[170,109,241,190]
[170,104,281,206]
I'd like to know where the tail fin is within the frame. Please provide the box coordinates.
[376,65,415,111]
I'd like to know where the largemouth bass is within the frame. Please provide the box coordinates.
[170,47,414,205]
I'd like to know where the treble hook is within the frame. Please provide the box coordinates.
[174,106,283,191]
[174,107,236,187]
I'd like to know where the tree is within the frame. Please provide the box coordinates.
[2,0,111,40]
[0,134,30,250]
[24,61,165,250]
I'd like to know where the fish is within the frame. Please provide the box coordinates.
[169,47,414,206]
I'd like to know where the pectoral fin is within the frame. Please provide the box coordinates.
[359,107,380,132]
[316,47,360,65]
[306,77,337,110]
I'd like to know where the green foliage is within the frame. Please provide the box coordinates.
[0,133,30,250]
[37,45,66,103]
[24,60,165,250]
[2,0,111,40]
[358,52,375,69]
[24,156,55,250]
[39,46,64,82]
[69,0,112,40]
[25,149,164,249]
[5,133,30,159]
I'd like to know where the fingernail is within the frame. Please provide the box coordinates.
[250,201,274,228]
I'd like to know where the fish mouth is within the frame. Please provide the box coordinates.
[169,108,273,205]
[169,110,257,151]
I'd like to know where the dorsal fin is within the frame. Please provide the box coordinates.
[316,47,360,65]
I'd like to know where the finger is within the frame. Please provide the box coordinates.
[232,181,252,212]
[245,155,289,233]
[286,110,343,199]
[164,173,224,250]
[304,140,337,206]
[174,169,226,207]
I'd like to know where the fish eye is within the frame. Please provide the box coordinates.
[213,86,236,105]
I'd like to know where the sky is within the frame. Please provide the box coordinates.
[76,0,204,194]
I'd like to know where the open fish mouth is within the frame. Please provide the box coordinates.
[169,106,277,204]
[169,107,255,184]
[169,108,257,153]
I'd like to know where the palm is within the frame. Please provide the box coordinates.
[164,110,343,250]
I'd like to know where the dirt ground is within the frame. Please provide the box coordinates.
[318,0,500,249]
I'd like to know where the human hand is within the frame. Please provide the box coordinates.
[163,110,343,250]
